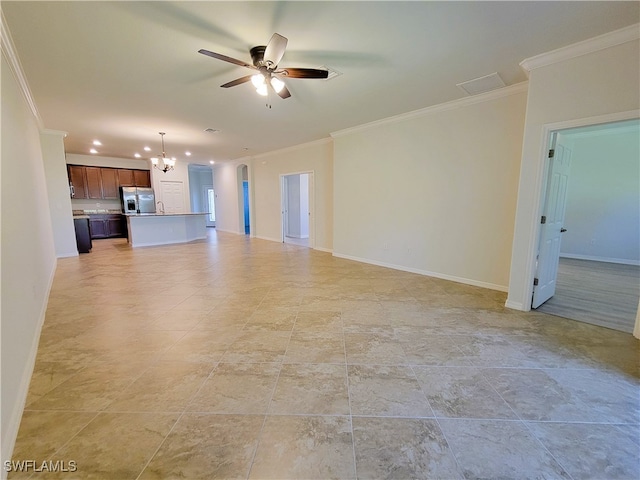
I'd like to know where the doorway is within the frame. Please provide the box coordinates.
[532,118,640,332]
[281,172,313,247]
[204,186,215,227]
[238,165,250,235]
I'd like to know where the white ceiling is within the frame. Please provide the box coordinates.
[3,1,639,165]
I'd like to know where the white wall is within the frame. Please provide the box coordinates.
[41,130,77,257]
[213,161,245,234]
[251,139,333,251]
[1,55,57,470]
[332,86,527,290]
[559,128,640,264]
[507,36,640,310]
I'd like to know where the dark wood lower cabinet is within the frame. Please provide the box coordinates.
[89,214,126,239]
[73,217,92,253]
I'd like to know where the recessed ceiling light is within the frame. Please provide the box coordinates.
[143,146,151,152]
[92,140,102,146]
[209,160,215,164]
[134,153,141,158]
[90,148,98,154]
[185,151,191,156]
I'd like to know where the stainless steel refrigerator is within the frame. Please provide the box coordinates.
[120,187,156,214]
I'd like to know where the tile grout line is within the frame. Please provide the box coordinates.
[244,298,296,479]
[341,303,359,480]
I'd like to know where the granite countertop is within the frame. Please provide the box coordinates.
[74,209,122,215]
[125,212,209,217]
[72,215,90,220]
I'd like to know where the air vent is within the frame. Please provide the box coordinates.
[456,72,505,96]
[204,128,220,133]
[321,66,342,81]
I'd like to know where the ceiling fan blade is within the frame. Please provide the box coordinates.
[263,33,288,66]
[276,84,291,99]
[221,75,253,88]
[279,68,329,79]
[198,49,255,69]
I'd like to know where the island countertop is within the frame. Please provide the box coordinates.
[125,212,208,247]
[124,212,209,217]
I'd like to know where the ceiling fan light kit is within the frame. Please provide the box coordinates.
[198,33,329,102]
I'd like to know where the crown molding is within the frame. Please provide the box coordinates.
[520,23,640,74]
[1,11,44,129]
[253,137,332,160]
[331,82,528,138]
[40,129,67,137]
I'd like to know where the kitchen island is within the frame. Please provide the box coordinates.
[126,213,208,248]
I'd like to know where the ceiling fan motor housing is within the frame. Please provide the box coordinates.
[250,46,267,67]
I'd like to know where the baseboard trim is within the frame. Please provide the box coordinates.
[214,227,244,235]
[313,246,333,254]
[57,251,79,259]
[2,260,57,476]
[560,253,640,266]
[505,299,528,311]
[255,235,282,244]
[332,252,508,292]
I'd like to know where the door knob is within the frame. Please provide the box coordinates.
[560,228,567,233]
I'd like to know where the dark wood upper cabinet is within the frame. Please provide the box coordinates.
[84,167,103,199]
[134,169,151,187]
[68,165,88,199]
[68,165,151,199]
[101,168,119,199]
[117,169,135,187]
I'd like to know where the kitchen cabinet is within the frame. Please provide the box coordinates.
[134,169,151,187]
[117,169,135,187]
[84,167,103,199]
[101,168,119,198]
[68,165,88,199]
[89,214,126,239]
[69,165,151,199]
[73,217,92,253]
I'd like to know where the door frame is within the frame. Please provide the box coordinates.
[280,170,315,248]
[507,109,640,335]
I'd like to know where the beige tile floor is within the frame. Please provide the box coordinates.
[9,230,640,479]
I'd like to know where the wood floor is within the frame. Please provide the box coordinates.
[535,257,640,333]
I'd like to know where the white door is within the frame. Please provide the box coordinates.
[160,181,185,214]
[532,137,572,308]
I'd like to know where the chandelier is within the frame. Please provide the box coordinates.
[151,132,176,173]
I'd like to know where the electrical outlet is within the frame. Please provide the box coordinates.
[590,238,596,246]
[383,242,389,250]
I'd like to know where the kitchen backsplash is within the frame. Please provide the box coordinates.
[71,198,121,211]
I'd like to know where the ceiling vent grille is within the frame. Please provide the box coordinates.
[456,72,505,96]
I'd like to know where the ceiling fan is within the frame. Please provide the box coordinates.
[198,33,328,100]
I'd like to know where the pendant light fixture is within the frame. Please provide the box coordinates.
[151,132,176,173]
